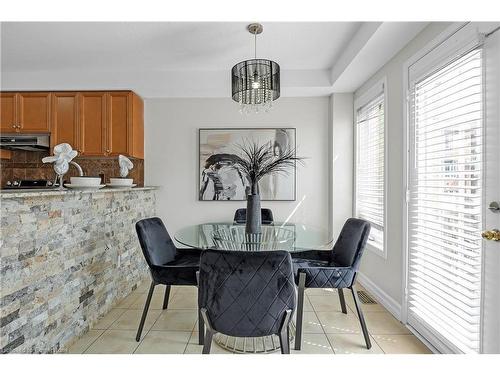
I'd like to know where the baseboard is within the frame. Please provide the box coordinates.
[356,272,402,321]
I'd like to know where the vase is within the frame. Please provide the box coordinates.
[245,193,262,234]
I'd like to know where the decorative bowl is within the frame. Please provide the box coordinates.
[70,176,102,186]
[109,178,134,186]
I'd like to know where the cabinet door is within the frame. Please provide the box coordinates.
[18,92,51,132]
[107,92,130,156]
[0,93,18,133]
[51,93,80,151]
[79,92,106,156]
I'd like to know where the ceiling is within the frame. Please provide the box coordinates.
[0,22,428,97]
[1,22,362,71]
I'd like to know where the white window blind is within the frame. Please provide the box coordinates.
[355,92,385,250]
[407,48,483,353]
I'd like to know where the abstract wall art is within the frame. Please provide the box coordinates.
[199,128,296,201]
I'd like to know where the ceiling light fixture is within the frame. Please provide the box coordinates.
[231,23,280,113]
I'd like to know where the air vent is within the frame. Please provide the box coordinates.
[357,290,377,304]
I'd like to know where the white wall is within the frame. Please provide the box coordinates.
[329,93,354,239]
[144,97,333,241]
[354,22,452,310]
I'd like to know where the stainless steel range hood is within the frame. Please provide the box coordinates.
[0,134,50,151]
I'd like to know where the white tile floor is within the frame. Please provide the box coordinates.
[66,278,432,354]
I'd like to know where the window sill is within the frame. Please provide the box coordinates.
[366,241,387,259]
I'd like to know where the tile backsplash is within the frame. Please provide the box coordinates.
[0,150,144,187]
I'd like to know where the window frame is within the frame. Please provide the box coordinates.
[353,77,388,259]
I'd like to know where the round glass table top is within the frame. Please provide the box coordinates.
[174,222,333,252]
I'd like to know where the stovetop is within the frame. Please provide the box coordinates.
[3,179,59,189]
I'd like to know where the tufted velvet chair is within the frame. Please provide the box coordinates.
[198,249,296,354]
[135,217,202,342]
[233,208,274,225]
[291,218,372,350]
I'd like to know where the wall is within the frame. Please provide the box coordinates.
[329,93,354,239]
[0,188,155,353]
[0,150,144,187]
[354,22,452,310]
[144,97,332,239]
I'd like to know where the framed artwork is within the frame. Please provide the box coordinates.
[199,128,296,201]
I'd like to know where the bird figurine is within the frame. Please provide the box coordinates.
[42,143,78,189]
[118,154,134,178]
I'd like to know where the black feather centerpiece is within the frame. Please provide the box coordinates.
[230,140,304,234]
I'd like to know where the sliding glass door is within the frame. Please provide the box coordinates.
[406,23,500,353]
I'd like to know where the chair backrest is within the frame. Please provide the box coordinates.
[331,218,371,269]
[198,249,296,337]
[233,208,274,224]
[135,217,177,267]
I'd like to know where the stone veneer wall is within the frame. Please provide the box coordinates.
[0,150,144,187]
[0,188,155,353]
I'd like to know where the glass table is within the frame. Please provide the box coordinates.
[174,222,333,252]
[174,222,333,353]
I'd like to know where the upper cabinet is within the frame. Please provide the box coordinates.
[51,92,79,151]
[79,92,107,156]
[0,90,144,159]
[18,92,51,133]
[0,93,17,133]
[0,92,51,133]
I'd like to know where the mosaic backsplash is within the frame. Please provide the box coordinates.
[0,150,144,187]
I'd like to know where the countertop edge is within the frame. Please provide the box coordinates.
[0,186,160,199]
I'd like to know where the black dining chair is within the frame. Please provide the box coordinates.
[233,208,274,225]
[198,249,296,354]
[135,217,202,342]
[292,218,372,350]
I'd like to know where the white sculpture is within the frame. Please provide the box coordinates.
[42,143,78,189]
[118,155,134,178]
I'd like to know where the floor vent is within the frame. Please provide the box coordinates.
[357,290,377,304]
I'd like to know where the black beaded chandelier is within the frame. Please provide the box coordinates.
[231,23,280,113]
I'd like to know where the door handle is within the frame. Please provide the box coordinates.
[488,201,500,212]
[482,229,500,241]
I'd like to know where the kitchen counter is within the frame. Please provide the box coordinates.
[0,186,158,199]
[0,186,157,353]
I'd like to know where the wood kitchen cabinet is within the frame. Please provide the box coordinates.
[0,93,17,133]
[0,92,51,133]
[50,90,144,158]
[51,92,79,150]
[1,90,144,158]
[79,92,107,156]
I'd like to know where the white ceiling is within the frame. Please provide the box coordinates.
[0,22,428,97]
[1,22,362,71]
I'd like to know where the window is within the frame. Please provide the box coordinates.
[355,84,385,254]
[407,47,483,353]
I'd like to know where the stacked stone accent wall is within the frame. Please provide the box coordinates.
[0,188,155,353]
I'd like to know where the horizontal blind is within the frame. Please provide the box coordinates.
[356,92,385,249]
[408,48,483,353]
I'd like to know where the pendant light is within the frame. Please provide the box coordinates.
[231,23,280,113]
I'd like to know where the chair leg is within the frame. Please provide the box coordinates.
[279,309,292,354]
[294,272,306,351]
[198,309,205,345]
[162,285,171,310]
[196,271,204,345]
[136,281,155,342]
[200,308,214,354]
[338,288,347,314]
[350,286,372,349]
[279,330,290,354]
[202,330,214,354]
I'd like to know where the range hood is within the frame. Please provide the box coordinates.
[0,134,50,151]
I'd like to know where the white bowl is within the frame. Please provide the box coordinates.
[70,176,102,186]
[109,178,134,186]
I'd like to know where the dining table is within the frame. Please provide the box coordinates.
[174,221,334,353]
[174,221,333,252]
